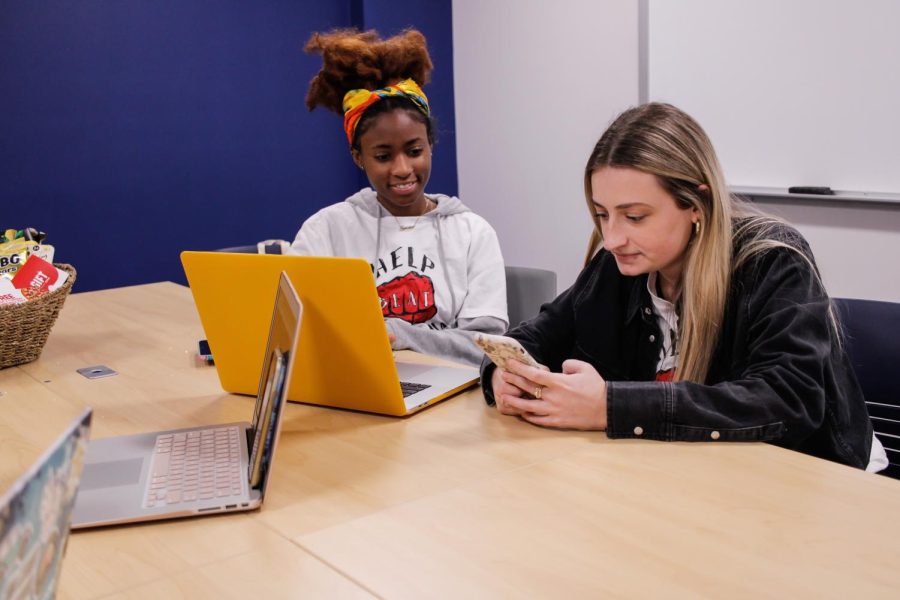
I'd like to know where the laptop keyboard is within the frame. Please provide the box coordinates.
[143,426,244,508]
[399,381,431,398]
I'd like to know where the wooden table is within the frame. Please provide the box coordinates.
[2,282,899,598]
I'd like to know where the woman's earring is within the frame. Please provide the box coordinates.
[694,220,701,235]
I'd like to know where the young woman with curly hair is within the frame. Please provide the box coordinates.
[481,102,886,471]
[290,29,507,367]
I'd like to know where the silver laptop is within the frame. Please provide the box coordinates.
[0,408,92,599]
[71,272,301,528]
[181,252,478,417]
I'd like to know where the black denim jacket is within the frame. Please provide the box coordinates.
[482,226,873,469]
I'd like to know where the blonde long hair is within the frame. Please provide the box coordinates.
[583,103,817,383]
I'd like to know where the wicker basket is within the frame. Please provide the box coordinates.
[0,264,77,369]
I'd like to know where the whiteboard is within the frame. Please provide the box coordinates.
[642,0,900,196]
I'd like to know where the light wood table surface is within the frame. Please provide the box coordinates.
[2,282,899,599]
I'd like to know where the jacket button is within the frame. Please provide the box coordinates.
[644,307,652,315]
[710,431,720,440]
[648,335,656,343]
[634,426,644,436]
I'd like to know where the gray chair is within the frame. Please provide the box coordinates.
[834,297,900,479]
[217,241,287,254]
[217,244,256,253]
[505,266,557,328]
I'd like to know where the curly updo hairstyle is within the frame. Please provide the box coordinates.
[304,28,435,151]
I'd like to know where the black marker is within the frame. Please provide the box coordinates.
[788,186,835,195]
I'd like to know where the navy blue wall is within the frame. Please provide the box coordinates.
[1,0,455,292]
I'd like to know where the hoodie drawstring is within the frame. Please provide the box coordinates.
[433,213,460,324]
[374,203,383,281]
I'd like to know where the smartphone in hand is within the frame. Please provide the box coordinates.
[474,333,541,371]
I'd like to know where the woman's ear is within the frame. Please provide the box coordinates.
[351,150,364,170]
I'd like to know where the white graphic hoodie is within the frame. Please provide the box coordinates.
[290,187,508,366]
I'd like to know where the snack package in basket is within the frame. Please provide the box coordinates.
[0,228,65,306]
[0,278,27,306]
[11,255,70,300]
[0,228,55,280]
[0,239,40,279]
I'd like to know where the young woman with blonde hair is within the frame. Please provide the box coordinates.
[482,102,886,470]
[291,29,507,366]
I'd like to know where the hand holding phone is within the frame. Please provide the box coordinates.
[474,333,542,371]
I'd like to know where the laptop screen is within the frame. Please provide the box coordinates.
[0,409,92,599]
[248,348,287,488]
[246,273,300,492]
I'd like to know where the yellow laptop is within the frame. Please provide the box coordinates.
[181,252,478,416]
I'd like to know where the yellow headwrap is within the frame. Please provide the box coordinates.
[342,79,430,145]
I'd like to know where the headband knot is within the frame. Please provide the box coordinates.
[342,79,430,145]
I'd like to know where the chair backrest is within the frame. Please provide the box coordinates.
[216,240,288,254]
[835,297,900,478]
[217,245,257,253]
[505,266,557,328]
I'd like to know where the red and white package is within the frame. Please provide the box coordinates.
[0,278,28,305]
[10,255,69,300]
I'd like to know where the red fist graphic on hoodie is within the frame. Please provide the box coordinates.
[378,272,438,324]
